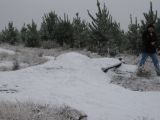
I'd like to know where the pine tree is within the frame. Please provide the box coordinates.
[127,15,141,54]
[40,11,59,41]
[20,24,27,43]
[141,1,157,30]
[0,32,2,43]
[1,22,19,44]
[72,13,89,48]
[156,18,160,46]
[140,1,160,47]
[25,20,40,47]
[1,27,8,43]
[54,14,74,47]
[87,0,122,55]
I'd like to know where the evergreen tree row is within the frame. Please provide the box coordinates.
[126,1,160,55]
[0,0,159,56]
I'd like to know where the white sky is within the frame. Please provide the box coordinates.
[0,0,160,31]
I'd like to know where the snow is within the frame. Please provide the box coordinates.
[0,50,160,120]
[0,61,13,68]
[0,48,15,55]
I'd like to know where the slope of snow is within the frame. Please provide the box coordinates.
[0,52,160,120]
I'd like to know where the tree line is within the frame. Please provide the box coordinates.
[0,0,159,56]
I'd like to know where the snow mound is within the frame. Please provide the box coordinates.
[50,52,110,85]
[0,48,15,55]
[56,52,90,66]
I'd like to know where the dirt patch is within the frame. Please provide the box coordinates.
[111,75,160,92]
[110,68,160,92]
[110,54,160,92]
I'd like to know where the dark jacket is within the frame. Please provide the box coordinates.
[142,30,157,53]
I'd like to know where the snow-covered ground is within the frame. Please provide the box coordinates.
[0,48,160,120]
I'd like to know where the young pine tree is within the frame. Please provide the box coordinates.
[1,22,19,44]
[72,13,89,48]
[40,11,59,41]
[87,0,122,55]
[140,1,160,48]
[127,15,141,54]
[141,1,157,30]
[25,20,40,47]
[156,18,160,46]
[54,14,74,48]
[20,24,27,44]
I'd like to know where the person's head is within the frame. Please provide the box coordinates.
[147,24,155,33]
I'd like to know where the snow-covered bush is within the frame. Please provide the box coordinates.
[12,58,20,70]
[0,101,87,120]
[0,47,47,71]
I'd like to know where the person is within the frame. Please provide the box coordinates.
[138,24,160,76]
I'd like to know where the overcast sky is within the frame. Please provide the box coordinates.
[0,0,160,31]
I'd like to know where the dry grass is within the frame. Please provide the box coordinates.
[0,101,87,120]
[0,101,153,120]
[0,45,47,71]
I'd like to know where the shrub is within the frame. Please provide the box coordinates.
[12,58,20,70]
[40,40,60,49]
[0,101,87,120]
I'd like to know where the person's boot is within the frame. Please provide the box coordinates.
[156,69,160,76]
